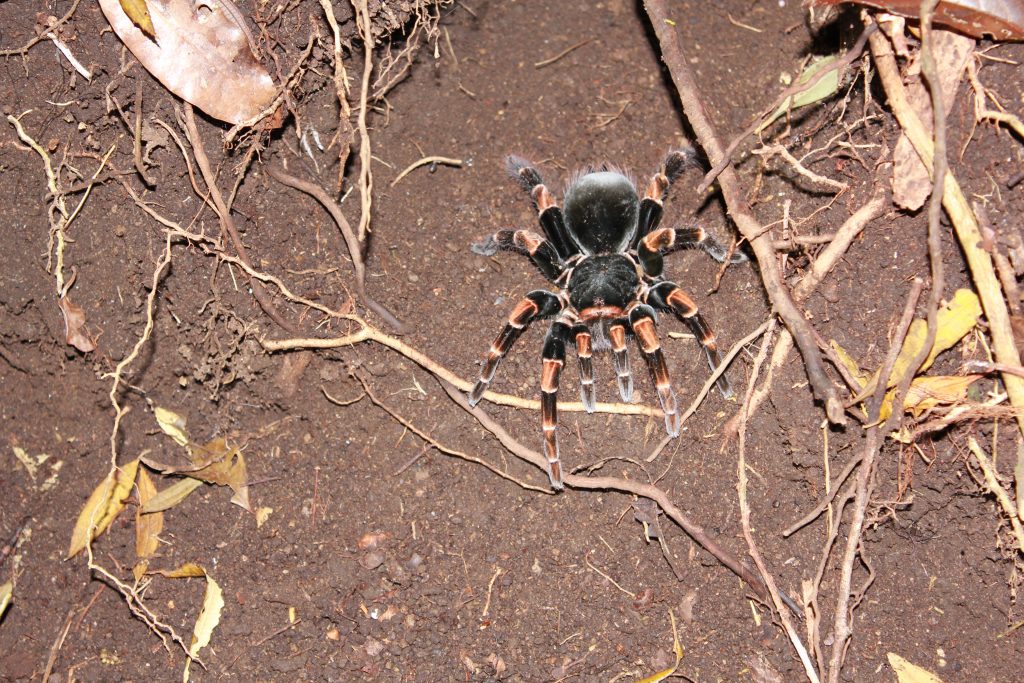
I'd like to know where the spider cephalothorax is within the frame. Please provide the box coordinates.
[469,152,744,489]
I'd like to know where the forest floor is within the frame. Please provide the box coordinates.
[1,0,1023,681]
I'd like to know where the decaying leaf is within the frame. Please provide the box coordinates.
[98,0,277,124]
[151,564,223,682]
[810,0,1024,40]
[886,289,982,386]
[118,0,155,38]
[57,295,96,353]
[134,468,163,580]
[187,439,251,511]
[154,406,189,447]
[904,374,982,416]
[68,458,141,558]
[759,55,842,132]
[140,476,204,514]
[638,610,684,683]
[0,581,11,619]
[887,652,947,683]
[892,29,975,210]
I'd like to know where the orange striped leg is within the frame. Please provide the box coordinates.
[608,319,634,401]
[540,322,572,489]
[469,290,562,405]
[629,304,680,436]
[646,281,734,399]
[572,325,596,412]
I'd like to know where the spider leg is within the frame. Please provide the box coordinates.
[645,281,734,399]
[469,290,563,405]
[473,229,567,283]
[628,304,680,437]
[540,321,573,489]
[637,226,746,277]
[635,149,700,243]
[571,324,596,412]
[608,318,635,401]
[506,155,578,259]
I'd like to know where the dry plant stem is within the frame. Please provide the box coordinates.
[737,319,820,682]
[869,25,1024,439]
[264,166,406,332]
[318,0,353,192]
[352,0,375,243]
[438,381,771,602]
[390,156,464,187]
[967,437,1024,554]
[182,105,297,334]
[729,187,888,436]
[261,317,657,417]
[645,0,845,425]
[355,374,551,494]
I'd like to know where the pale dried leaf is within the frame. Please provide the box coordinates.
[904,374,982,416]
[888,653,947,683]
[140,476,204,513]
[98,0,276,124]
[57,295,96,353]
[135,468,163,563]
[0,581,11,619]
[154,407,189,447]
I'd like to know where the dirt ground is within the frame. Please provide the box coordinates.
[2,0,1023,681]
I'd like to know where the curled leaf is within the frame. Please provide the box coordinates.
[140,476,204,514]
[57,295,96,353]
[759,55,841,133]
[68,458,141,558]
[154,407,189,447]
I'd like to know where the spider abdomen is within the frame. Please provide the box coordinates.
[567,254,640,315]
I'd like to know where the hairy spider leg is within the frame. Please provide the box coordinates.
[607,319,635,401]
[540,321,574,489]
[468,290,564,406]
[637,226,742,277]
[506,155,578,259]
[645,281,734,399]
[489,229,568,283]
[571,324,596,412]
[635,149,699,244]
[628,304,681,437]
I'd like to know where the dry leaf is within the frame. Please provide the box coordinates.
[118,0,155,38]
[810,0,1024,40]
[150,562,206,579]
[904,374,982,416]
[887,653,947,683]
[255,506,273,528]
[68,458,141,558]
[152,564,223,683]
[134,468,163,580]
[759,55,842,133]
[638,610,684,683]
[188,439,251,511]
[154,406,189,447]
[892,30,975,210]
[98,0,276,124]
[57,295,96,353]
[140,476,204,514]
[0,581,11,619]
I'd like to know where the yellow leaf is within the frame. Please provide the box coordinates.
[830,341,870,390]
[183,568,224,683]
[638,610,684,683]
[118,0,155,39]
[155,407,190,447]
[887,653,946,683]
[68,458,141,558]
[887,289,981,390]
[141,477,204,514]
[904,375,982,417]
[255,507,273,528]
[0,581,12,619]
[135,468,163,561]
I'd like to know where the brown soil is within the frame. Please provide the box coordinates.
[1,0,1022,681]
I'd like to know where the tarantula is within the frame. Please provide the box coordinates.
[469,151,743,489]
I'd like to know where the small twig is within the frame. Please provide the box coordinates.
[533,39,595,69]
[251,618,301,648]
[40,605,76,683]
[583,552,636,598]
[47,32,91,80]
[480,566,504,618]
[264,166,405,332]
[967,437,1024,554]
[390,156,463,187]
